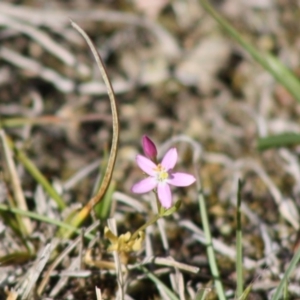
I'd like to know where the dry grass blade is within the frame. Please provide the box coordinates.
[137,256,199,274]
[49,256,80,297]
[0,13,75,65]
[17,244,51,300]
[0,4,180,58]
[0,46,74,93]
[107,218,126,299]
[0,129,32,235]
[4,289,18,300]
[95,286,102,300]
[37,221,100,296]
[65,20,119,232]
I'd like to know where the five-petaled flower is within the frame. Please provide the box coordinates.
[131,147,196,208]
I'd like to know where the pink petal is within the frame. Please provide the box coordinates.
[136,155,157,176]
[142,135,157,160]
[157,183,172,208]
[161,148,177,170]
[168,172,196,187]
[131,177,157,194]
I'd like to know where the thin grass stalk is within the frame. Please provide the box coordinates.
[0,129,32,235]
[257,133,300,151]
[283,281,288,300]
[95,286,102,300]
[0,114,111,128]
[107,218,125,300]
[194,288,209,300]
[271,245,300,300]
[96,181,115,220]
[5,135,66,210]
[238,285,252,300]
[195,164,226,299]
[62,21,119,236]
[92,149,115,220]
[37,221,99,296]
[139,266,179,300]
[0,203,94,240]
[197,189,226,299]
[236,179,243,297]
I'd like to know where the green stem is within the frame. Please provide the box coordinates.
[0,203,94,240]
[5,136,66,210]
[154,190,161,213]
[198,188,226,300]
[131,214,161,241]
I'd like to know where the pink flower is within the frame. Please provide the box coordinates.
[142,135,157,161]
[131,148,196,208]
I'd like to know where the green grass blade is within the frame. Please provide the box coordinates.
[271,245,300,300]
[92,149,114,220]
[195,288,210,300]
[139,266,179,300]
[0,203,94,240]
[198,188,226,300]
[0,209,24,237]
[0,129,32,235]
[283,280,289,300]
[199,0,300,103]
[0,251,34,266]
[238,284,252,300]
[95,181,115,220]
[257,133,300,150]
[6,136,66,210]
[264,53,300,102]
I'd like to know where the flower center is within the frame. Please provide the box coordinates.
[154,164,169,182]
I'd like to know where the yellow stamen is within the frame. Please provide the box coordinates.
[154,164,169,182]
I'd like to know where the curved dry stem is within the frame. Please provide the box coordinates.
[66,21,119,232]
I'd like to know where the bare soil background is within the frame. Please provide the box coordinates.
[1,0,300,299]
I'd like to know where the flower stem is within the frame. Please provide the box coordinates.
[154,191,161,213]
[130,214,161,241]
